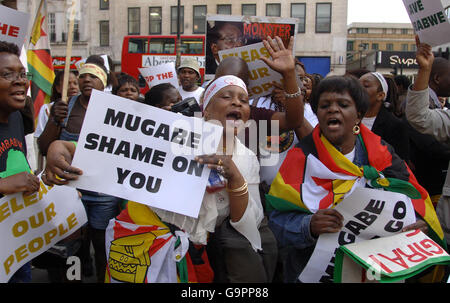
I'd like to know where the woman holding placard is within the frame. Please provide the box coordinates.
[38,58,123,283]
[41,36,302,283]
[266,75,445,282]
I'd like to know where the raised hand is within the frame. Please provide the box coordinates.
[415,35,434,71]
[260,36,296,77]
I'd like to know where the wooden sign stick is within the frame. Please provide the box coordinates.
[61,0,78,104]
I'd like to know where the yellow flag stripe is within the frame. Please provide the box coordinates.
[269,172,308,210]
[320,135,363,177]
[27,50,54,84]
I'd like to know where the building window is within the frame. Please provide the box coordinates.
[401,28,408,35]
[193,5,207,34]
[48,13,56,42]
[99,21,109,46]
[171,6,184,34]
[64,19,80,42]
[386,43,394,51]
[242,4,256,16]
[149,7,162,34]
[99,0,109,10]
[356,28,368,34]
[128,7,140,35]
[266,3,281,17]
[217,4,231,15]
[347,41,354,51]
[401,44,408,51]
[410,44,417,51]
[73,19,80,42]
[316,3,331,33]
[291,3,306,33]
[372,43,379,50]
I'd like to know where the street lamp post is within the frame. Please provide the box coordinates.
[176,0,181,69]
[358,43,367,69]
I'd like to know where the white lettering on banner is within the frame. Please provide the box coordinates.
[389,55,418,67]
[298,187,416,283]
[0,180,87,282]
[70,90,223,218]
[142,56,205,68]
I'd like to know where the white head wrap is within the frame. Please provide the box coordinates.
[202,75,248,110]
[371,72,388,101]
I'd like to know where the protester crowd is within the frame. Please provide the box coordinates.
[0,5,449,284]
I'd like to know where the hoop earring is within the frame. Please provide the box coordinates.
[353,124,361,135]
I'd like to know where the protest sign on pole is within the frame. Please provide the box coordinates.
[298,187,416,283]
[334,229,450,283]
[402,0,450,46]
[0,179,87,282]
[138,62,179,89]
[205,14,298,78]
[219,42,283,99]
[70,90,223,218]
[0,5,30,50]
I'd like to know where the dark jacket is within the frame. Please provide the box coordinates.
[372,106,410,161]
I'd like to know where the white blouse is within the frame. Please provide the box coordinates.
[152,137,264,251]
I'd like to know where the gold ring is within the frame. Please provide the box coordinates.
[217,159,223,166]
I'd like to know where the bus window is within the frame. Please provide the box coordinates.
[149,38,175,54]
[128,38,148,54]
[180,38,204,54]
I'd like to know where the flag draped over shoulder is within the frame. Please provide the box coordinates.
[266,125,446,249]
[27,0,55,120]
[105,201,213,283]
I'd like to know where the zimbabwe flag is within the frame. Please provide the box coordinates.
[266,125,445,249]
[105,201,213,283]
[27,0,55,121]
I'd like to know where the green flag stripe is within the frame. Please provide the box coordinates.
[27,64,53,95]
[265,194,311,213]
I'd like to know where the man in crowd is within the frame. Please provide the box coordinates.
[177,57,204,104]
[206,21,245,75]
[406,36,450,251]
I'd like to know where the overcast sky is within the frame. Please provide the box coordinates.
[347,0,411,24]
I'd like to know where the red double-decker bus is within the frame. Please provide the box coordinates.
[121,35,205,94]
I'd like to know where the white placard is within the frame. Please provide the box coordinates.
[218,42,284,99]
[0,179,87,282]
[70,90,223,218]
[142,55,205,69]
[339,230,450,283]
[138,62,179,88]
[0,5,30,50]
[299,187,416,283]
[402,0,450,46]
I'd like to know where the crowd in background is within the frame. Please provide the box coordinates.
[0,2,449,284]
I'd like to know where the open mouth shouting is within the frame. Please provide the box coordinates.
[226,110,242,121]
[326,117,343,131]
